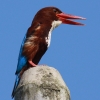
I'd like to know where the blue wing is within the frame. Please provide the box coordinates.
[12,34,28,98]
[15,35,27,75]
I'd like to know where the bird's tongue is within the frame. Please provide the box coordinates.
[56,13,86,25]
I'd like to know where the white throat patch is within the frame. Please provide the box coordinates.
[45,20,62,47]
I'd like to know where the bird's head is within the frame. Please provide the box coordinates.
[32,7,86,29]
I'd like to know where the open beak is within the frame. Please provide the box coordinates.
[56,13,86,25]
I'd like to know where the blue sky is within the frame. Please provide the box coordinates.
[0,0,100,100]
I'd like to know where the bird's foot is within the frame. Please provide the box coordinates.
[28,60,37,67]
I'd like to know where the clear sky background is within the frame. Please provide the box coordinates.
[0,0,100,100]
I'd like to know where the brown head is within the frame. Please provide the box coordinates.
[24,7,86,63]
[31,6,86,27]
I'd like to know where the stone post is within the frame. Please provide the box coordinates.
[14,66,70,100]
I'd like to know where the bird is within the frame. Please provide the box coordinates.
[12,6,86,98]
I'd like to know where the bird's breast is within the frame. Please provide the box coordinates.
[44,20,61,47]
[45,31,52,47]
[45,25,54,47]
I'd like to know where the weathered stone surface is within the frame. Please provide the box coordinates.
[14,66,70,100]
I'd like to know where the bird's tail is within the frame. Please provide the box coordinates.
[12,75,20,98]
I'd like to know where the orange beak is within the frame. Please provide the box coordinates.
[56,13,86,25]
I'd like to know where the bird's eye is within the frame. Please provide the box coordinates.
[53,9,57,13]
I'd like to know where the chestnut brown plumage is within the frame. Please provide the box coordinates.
[12,6,86,98]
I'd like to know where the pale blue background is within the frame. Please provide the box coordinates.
[0,0,100,100]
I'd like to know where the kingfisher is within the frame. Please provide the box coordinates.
[12,6,85,98]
